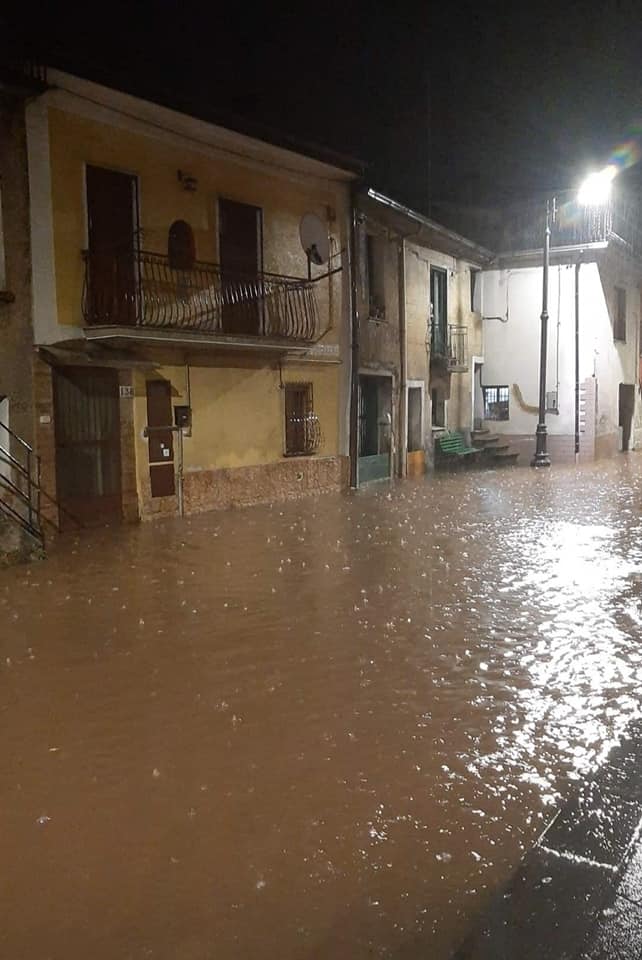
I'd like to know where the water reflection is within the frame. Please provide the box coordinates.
[1,458,642,958]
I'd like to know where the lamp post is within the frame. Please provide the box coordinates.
[531,198,554,467]
[531,165,617,469]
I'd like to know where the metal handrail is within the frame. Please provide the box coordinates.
[0,493,41,543]
[0,420,35,454]
[0,422,81,546]
[430,323,468,371]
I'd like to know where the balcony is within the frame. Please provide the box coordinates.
[430,323,468,373]
[81,249,322,348]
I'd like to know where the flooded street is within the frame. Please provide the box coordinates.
[3,459,642,959]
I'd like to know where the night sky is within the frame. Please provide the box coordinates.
[5,1,642,211]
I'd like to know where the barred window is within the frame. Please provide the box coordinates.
[284,382,320,456]
[483,385,509,421]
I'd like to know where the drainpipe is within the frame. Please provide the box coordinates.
[348,187,361,489]
[575,261,581,461]
[398,238,408,477]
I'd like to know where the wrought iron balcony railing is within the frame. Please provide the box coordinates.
[430,323,468,372]
[82,249,322,342]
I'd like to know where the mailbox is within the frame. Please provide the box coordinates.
[174,405,191,428]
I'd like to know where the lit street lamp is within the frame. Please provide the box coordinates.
[531,166,616,468]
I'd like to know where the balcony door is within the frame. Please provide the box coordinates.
[86,165,138,326]
[430,266,447,356]
[219,198,262,335]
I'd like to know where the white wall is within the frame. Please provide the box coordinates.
[481,259,639,443]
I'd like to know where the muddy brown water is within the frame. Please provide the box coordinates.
[3,460,642,959]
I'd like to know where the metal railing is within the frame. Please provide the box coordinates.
[0,422,78,548]
[481,193,642,259]
[82,249,322,342]
[0,423,41,541]
[431,323,468,372]
[285,412,322,456]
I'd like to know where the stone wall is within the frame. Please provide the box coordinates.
[0,91,35,444]
[184,454,348,515]
[0,513,43,566]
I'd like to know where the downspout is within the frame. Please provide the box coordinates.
[348,186,361,489]
[398,238,408,477]
[575,261,581,461]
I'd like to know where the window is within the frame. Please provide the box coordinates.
[614,286,626,341]
[284,382,319,456]
[168,220,195,271]
[430,267,447,353]
[365,233,386,319]
[407,387,423,451]
[470,268,481,312]
[483,385,509,421]
[431,388,446,427]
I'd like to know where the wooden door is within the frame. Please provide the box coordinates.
[53,367,122,527]
[86,166,137,326]
[219,198,262,335]
[146,380,175,497]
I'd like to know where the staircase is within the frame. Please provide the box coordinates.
[0,422,71,565]
[471,429,520,467]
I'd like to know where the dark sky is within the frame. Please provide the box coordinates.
[6,1,642,211]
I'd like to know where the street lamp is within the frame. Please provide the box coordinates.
[531,166,616,468]
[531,196,555,467]
[577,164,617,207]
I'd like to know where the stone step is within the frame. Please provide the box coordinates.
[490,450,520,465]
[472,434,502,448]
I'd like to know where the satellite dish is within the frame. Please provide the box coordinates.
[299,213,330,266]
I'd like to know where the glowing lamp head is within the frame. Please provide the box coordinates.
[578,165,617,206]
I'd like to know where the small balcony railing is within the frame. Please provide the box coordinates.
[82,249,321,343]
[431,323,468,372]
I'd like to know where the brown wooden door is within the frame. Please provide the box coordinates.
[53,367,122,527]
[146,380,175,497]
[86,165,137,326]
[219,198,262,335]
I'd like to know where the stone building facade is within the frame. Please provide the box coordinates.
[353,189,493,484]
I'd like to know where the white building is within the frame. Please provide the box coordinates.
[476,197,642,463]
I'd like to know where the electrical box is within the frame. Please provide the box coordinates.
[174,405,191,428]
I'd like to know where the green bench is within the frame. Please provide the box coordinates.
[436,431,480,467]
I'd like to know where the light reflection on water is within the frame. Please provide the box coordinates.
[1,457,642,958]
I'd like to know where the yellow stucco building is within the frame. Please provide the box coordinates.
[26,70,355,525]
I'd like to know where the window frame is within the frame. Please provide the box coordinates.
[365,232,386,320]
[430,266,448,353]
[614,286,627,342]
[470,268,480,312]
[482,384,510,421]
[431,387,446,428]
[407,382,424,452]
[284,381,315,457]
